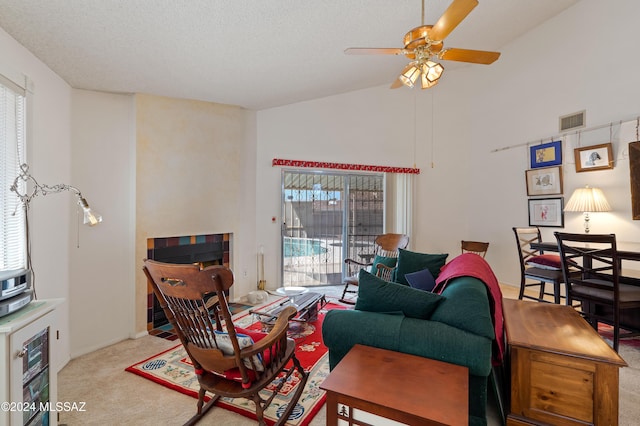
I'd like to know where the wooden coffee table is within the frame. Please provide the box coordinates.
[320,344,468,426]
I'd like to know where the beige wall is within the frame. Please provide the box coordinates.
[134,94,256,335]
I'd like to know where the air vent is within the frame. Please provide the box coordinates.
[559,110,586,132]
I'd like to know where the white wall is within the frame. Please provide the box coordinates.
[257,0,640,289]
[466,0,640,285]
[70,89,135,356]
[0,27,72,370]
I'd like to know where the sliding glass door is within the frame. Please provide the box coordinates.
[281,170,384,287]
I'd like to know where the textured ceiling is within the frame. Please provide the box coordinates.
[0,0,580,110]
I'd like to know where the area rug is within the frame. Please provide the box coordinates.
[126,301,343,426]
[598,323,640,349]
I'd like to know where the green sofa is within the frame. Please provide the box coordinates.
[322,271,495,426]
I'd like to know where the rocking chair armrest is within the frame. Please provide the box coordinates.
[241,306,297,356]
[344,258,372,268]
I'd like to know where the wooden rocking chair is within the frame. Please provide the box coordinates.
[143,259,308,425]
[340,233,409,304]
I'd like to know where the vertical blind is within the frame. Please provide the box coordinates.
[0,73,27,271]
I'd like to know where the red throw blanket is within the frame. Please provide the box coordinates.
[433,253,505,366]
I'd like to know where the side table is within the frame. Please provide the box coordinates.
[320,344,468,425]
[503,298,627,425]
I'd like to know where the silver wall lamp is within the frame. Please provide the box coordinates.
[9,163,102,299]
[10,163,102,226]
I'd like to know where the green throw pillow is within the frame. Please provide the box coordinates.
[372,254,397,269]
[355,269,444,319]
[395,249,448,286]
[371,254,397,278]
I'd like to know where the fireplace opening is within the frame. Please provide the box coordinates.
[146,233,231,334]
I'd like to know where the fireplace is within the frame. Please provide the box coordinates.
[146,233,231,335]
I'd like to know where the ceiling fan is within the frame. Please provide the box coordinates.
[345,0,500,89]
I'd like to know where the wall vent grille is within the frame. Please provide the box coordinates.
[559,110,586,131]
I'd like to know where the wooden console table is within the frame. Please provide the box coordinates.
[503,299,627,426]
[320,344,468,426]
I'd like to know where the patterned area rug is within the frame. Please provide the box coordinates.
[126,300,343,426]
[598,323,640,348]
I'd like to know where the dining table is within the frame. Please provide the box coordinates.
[530,240,640,330]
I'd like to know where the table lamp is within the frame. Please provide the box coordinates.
[564,185,611,233]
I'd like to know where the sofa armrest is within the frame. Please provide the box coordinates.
[322,309,403,369]
[322,309,492,376]
[431,276,495,340]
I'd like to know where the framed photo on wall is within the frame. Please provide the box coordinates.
[525,166,563,196]
[528,197,564,228]
[574,143,614,172]
[530,140,562,169]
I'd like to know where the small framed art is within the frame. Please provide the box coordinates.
[574,143,614,172]
[525,166,563,196]
[530,140,562,169]
[528,197,564,228]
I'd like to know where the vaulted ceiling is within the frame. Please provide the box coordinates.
[0,0,579,110]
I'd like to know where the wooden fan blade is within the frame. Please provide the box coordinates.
[429,0,478,42]
[344,47,405,55]
[440,48,500,64]
[390,78,404,89]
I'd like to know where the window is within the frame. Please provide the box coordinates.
[281,170,387,286]
[0,72,27,272]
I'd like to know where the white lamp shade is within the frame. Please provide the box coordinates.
[564,186,611,213]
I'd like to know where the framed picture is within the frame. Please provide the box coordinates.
[525,166,563,196]
[528,197,564,228]
[574,142,614,172]
[530,140,562,169]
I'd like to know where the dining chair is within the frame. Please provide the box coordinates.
[340,233,409,304]
[461,240,490,258]
[554,232,640,352]
[143,259,308,425]
[512,226,567,304]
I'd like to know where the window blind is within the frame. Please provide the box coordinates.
[0,77,27,271]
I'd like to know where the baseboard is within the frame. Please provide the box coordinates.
[131,330,149,339]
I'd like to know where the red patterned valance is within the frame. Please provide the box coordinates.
[272,158,420,174]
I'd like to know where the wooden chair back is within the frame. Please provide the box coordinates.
[143,259,308,424]
[512,226,566,303]
[461,240,490,258]
[374,233,410,257]
[554,232,640,351]
[341,233,409,302]
[513,227,543,266]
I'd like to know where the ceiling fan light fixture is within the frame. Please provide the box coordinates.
[399,63,421,88]
[420,72,439,89]
[423,60,444,82]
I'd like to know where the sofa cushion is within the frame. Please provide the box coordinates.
[355,270,443,319]
[213,329,264,371]
[405,267,437,291]
[395,249,448,285]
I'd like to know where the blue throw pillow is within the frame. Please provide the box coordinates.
[405,268,437,292]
